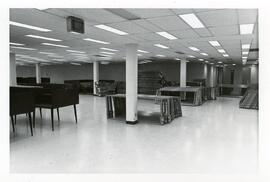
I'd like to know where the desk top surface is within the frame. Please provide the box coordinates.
[218,84,248,88]
[159,86,201,92]
[107,94,179,100]
[12,85,43,88]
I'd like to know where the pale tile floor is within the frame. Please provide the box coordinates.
[10,95,258,173]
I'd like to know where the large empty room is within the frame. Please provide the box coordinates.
[8,8,259,173]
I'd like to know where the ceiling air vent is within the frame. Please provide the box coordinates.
[175,51,185,55]
[249,48,259,52]
[93,55,108,58]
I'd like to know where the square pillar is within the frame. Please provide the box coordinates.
[36,63,41,84]
[180,59,187,87]
[10,53,17,86]
[250,65,258,84]
[93,61,99,95]
[125,43,138,124]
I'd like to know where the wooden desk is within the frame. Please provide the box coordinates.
[106,94,182,125]
[157,86,202,106]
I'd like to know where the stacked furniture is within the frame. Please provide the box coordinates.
[218,84,248,96]
[106,94,182,125]
[239,84,258,109]
[17,77,50,85]
[116,81,126,94]
[138,71,167,95]
[95,80,117,96]
[64,80,93,94]
[157,86,203,106]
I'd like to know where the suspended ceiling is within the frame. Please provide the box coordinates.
[9,8,259,66]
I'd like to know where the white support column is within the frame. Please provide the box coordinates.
[35,63,41,84]
[10,53,17,86]
[250,65,258,84]
[203,63,208,86]
[209,65,215,87]
[93,61,99,95]
[125,43,138,124]
[209,65,216,98]
[180,59,187,87]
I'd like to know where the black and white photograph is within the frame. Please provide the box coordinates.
[1,0,270,181]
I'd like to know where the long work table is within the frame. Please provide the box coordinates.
[106,94,182,125]
[157,86,203,106]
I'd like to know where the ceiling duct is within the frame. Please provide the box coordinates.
[93,54,109,58]
[249,48,259,52]
[175,51,185,55]
[105,9,141,20]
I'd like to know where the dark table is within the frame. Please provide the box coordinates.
[106,94,182,125]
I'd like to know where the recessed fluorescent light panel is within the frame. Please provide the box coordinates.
[26,35,62,42]
[100,51,115,55]
[242,51,249,55]
[39,51,55,55]
[223,54,229,57]
[209,41,221,47]
[154,44,169,49]
[138,50,149,53]
[10,46,36,50]
[10,21,51,32]
[242,44,251,49]
[200,53,208,56]
[70,63,81,66]
[217,49,226,53]
[175,58,181,60]
[94,24,128,35]
[156,54,165,57]
[100,48,118,52]
[240,24,254,35]
[84,38,110,44]
[179,13,205,28]
[188,55,195,58]
[198,58,204,61]
[10,42,25,46]
[66,50,86,54]
[218,62,222,64]
[156,32,178,40]
[188,47,200,51]
[41,43,69,48]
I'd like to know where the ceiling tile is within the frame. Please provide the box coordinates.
[238,9,258,24]
[133,19,163,32]
[209,25,239,36]
[107,21,151,34]
[170,9,194,14]
[64,9,126,24]
[125,9,175,18]
[147,15,190,31]
[197,9,238,27]
[169,29,200,39]
[194,29,213,37]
